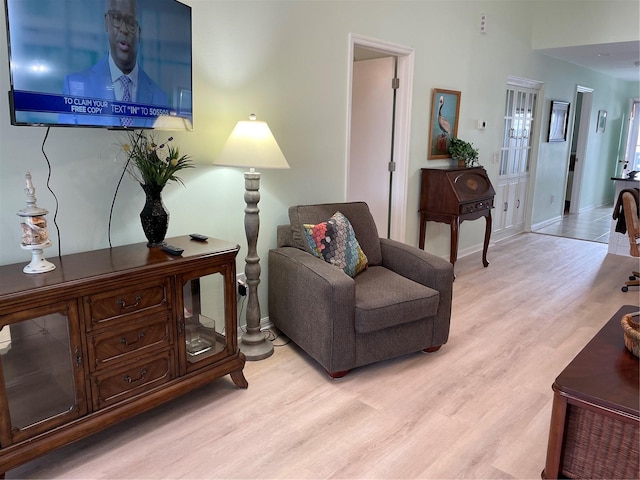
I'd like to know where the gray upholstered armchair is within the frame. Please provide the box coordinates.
[268,202,453,378]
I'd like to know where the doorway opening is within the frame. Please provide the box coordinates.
[565,86,594,215]
[534,85,610,244]
[621,98,640,176]
[346,34,414,242]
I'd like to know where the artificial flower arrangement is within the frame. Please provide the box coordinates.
[122,130,193,188]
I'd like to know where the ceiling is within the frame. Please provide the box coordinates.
[356,41,640,82]
[536,41,640,82]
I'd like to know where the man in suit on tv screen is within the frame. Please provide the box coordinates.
[61,0,167,127]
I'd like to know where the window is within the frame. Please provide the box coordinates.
[623,100,640,173]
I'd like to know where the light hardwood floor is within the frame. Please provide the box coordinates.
[9,233,640,479]
[533,204,613,244]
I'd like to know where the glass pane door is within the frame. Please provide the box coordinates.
[0,302,84,444]
[521,91,537,174]
[181,272,228,368]
[501,86,538,178]
[500,89,515,176]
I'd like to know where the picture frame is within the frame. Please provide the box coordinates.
[428,88,461,159]
[596,110,607,133]
[547,100,570,142]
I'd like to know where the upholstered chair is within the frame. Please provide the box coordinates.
[268,202,454,378]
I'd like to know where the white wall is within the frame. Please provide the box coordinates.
[1,0,638,323]
[532,0,640,49]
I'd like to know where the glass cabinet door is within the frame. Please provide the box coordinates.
[0,302,86,446]
[179,270,233,373]
[501,86,537,179]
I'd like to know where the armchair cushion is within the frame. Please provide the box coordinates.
[354,266,440,333]
[303,211,368,277]
[289,202,383,266]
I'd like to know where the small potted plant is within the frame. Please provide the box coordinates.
[448,137,480,167]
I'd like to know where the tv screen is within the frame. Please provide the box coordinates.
[4,0,192,129]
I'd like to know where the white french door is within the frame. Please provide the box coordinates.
[494,83,539,236]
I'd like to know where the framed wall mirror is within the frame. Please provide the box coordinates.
[548,100,570,142]
[597,110,607,133]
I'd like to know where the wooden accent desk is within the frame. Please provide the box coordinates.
[542,305,639,479]
[419,166,495,266]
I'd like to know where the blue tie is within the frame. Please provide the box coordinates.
[120,75,133,127]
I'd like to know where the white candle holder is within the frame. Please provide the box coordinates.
[20,240,55,274]
[17,172,56,274]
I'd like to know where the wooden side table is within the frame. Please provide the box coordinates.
[542,305,640,479]
[418,209,492,267]
[418,167,495,267]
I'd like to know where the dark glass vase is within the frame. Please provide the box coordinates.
[140,184,169,247]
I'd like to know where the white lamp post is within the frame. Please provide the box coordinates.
[213,115,289,360]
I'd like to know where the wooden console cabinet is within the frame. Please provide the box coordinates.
[0,235,247,475]
[542,305,639,479]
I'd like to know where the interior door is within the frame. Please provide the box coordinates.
[347,56,395,237]
[568,87,593,214]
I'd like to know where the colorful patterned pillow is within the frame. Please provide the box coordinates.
[303,211,368,277]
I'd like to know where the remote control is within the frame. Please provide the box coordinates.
[162,244,184,256]
[189,233,208,242]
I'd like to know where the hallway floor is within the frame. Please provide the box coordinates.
[533,204,613,244]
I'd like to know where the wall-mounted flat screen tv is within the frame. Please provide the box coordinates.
[4,0,192,129]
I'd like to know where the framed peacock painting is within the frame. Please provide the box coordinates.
[428,88,460,160]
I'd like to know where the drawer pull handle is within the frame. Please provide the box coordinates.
[117,294,142,310]
[123,369,147,384]
[120,331,145,347]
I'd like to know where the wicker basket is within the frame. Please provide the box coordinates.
[621,313,640,357]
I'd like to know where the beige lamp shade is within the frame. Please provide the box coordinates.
[214,116,289,169]
[152,114,193,131]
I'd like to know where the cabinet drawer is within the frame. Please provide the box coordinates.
[84,279,170,331]
[88,315,172,371]
[91,351,174,410]
[460,198,493,214]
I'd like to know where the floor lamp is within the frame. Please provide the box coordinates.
[213,115,290,360]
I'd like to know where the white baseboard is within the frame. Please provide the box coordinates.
[531,215,562,231]
[456,243,488,260]
[237,316,273,338]
[260,316,274,331]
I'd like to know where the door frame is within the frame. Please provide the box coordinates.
[346,33,414,242]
